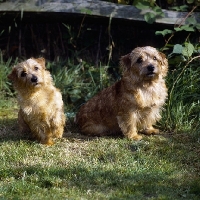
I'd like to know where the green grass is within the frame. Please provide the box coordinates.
[0,96,200,199]
[159,59,200,135]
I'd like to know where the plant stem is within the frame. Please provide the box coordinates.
[162,6,197,51]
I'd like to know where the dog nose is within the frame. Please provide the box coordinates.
[31,75,38,83]
[147,64,155,72]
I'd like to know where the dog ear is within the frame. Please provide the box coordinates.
[120,53,131,72]
[7,67,17,81]
[35,57,46,69]
[159,52,168,77]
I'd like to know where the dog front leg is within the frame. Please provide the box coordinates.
[140,110,160,135]
[40,134,54,146]
[18,109,31,133]
[39,127,55,146]
[30,124,54,145]
[117,114,142,140]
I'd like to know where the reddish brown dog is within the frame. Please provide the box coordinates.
[75,46,168,140]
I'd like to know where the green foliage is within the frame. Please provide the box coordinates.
[151,3,200,135]
[169,42,196,58]
[155,29,173,36]
[0,55,18,96]
[134,0,164,24]
[135,0,200,26]
[156,16,200,38]
[173,16,200,32]
[159,40,200,134]
[170,5,189,11]
[160,63,200,133]
[47,59,113,113]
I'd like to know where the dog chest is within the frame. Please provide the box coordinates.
[133,84,167,109]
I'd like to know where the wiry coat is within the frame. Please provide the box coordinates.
[8,58,66,145]
[75,46,168,140]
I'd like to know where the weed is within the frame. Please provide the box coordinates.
[159,59,200,133]
[47,58,114,115]
[0,55,18,96]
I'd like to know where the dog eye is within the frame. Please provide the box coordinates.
[34,66,39,71]
[21,71,27,77]
[136,57,143,63]
[153,57,157,60]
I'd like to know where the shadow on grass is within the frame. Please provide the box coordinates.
[1,163,200,199]
[0,115,124,144]
[64,121,124,142]
[1,117,200,198]
[0,118,24,142]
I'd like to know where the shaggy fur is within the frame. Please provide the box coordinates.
[75,46,168,140]
[8,58,66,145]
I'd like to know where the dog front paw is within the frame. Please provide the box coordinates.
[142,128,159,135]
[40,138,54,146]
[125,132,143,140]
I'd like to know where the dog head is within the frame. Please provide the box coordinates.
[8,57,52,91]
[120,46,168,82]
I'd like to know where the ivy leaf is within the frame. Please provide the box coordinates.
[155,7,164,16]
[135,2,150,9]
[155,29,173,36]
[170,5,188,11]
[186,16,197,25]
[152,6,164,17]
[182,43,194,57]
[144,12,156,24]
[174,25,195,32]
[154,6,163,13]
[179,5,189,11]
[172,44,183,54]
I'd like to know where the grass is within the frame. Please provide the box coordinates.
[0,95,200,199]
[159,58,200,135]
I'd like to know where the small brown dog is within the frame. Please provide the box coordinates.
[75,46,168,140]
[8,57,66,145]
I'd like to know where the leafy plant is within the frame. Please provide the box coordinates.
[160,60,200,133]
[47,58,113,114]
[134,0,164,24]
[156,15,200,41]
[0,54,18,96]
[148,4,200,135]
[159,40,200,134]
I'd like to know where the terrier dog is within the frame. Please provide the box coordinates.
[8,57,66,145]
[75,46,168,140]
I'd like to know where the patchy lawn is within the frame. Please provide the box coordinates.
[0,98,200,200]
